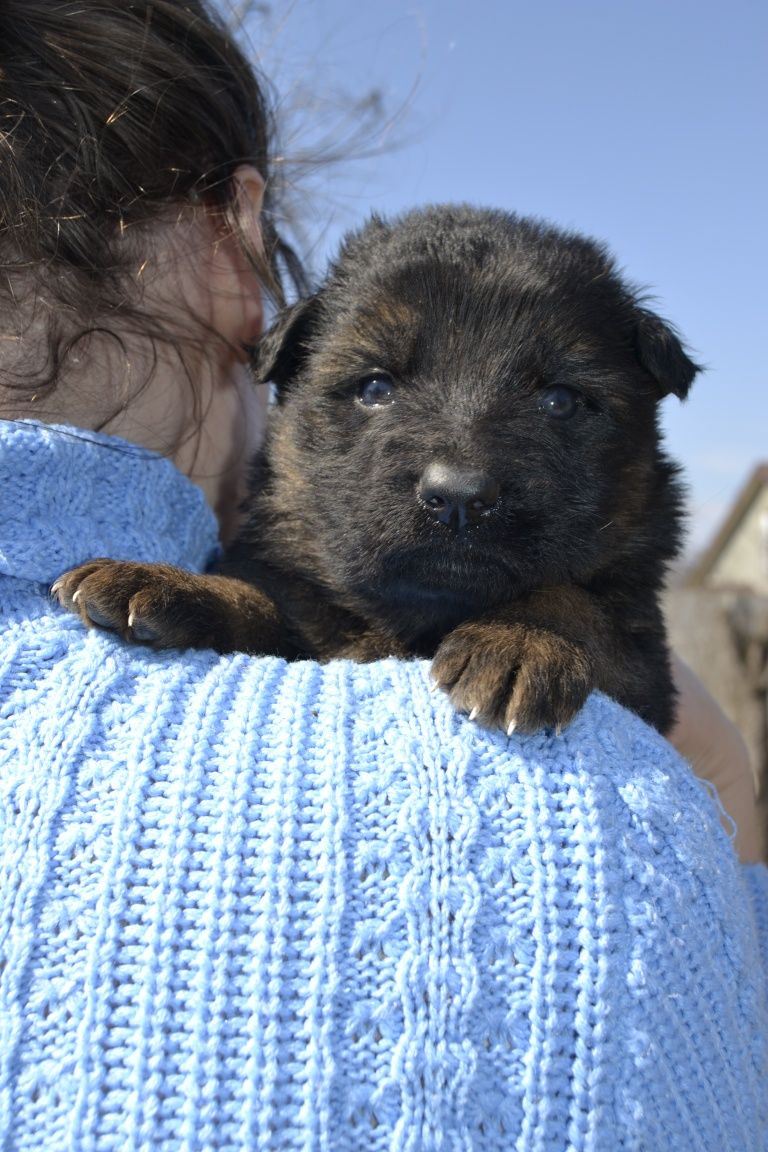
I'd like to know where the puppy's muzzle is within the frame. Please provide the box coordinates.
[417,462,500,531]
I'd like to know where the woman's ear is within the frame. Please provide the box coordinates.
[206,164,266,352]
[230,164,266,252]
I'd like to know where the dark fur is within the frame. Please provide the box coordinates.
[55,205,698,733]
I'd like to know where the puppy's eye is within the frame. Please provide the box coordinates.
[539,385,580,419]
[357,374,396,407]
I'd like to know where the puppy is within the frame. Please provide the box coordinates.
[54,205,698,734]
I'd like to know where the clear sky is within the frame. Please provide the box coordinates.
[240,0,767,556]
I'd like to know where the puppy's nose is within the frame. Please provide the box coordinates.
[417,462,500,529]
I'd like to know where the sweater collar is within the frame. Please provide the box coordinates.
[0,420,220,586]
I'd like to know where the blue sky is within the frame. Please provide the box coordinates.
[240,0,767,555]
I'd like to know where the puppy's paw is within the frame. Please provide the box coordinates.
[431,620,593,734]
[51,559,264,652]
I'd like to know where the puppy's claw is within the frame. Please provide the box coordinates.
[468,706,480,722]
[128,615,161,643]
[507,718,517,737]
[429,677,440,694]
[72,588,82,604]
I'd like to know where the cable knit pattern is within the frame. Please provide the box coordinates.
[0,419,766,1152]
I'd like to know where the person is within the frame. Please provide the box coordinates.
[0,3,765,1149]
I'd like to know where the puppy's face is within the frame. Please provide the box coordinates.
[257,207,695,642]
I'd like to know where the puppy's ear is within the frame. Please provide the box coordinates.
[632,306,701,399]
[253,295,322,395]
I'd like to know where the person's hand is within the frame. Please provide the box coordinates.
[669,653,764,863]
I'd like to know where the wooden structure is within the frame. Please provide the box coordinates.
[687,464,768,594]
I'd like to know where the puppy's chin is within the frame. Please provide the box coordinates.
[347,546,520,642]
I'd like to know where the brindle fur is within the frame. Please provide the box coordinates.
[54,205,698,733]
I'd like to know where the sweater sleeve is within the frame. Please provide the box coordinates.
[1,606,766,1152]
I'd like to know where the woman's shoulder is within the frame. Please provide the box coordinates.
[0,577,752,878]
[2,580,767,1146]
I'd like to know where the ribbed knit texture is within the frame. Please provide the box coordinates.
[0,419,766,1152]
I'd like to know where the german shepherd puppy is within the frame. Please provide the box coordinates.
[54,205,698,733]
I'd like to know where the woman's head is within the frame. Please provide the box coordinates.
[0,0,304,410]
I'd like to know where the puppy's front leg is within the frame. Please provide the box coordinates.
[53,559,291,656]
[431,586,632,734]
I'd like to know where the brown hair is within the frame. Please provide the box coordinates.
[0,0,307,402]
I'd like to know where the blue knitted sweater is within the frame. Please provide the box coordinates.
[0,419,766,1152]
